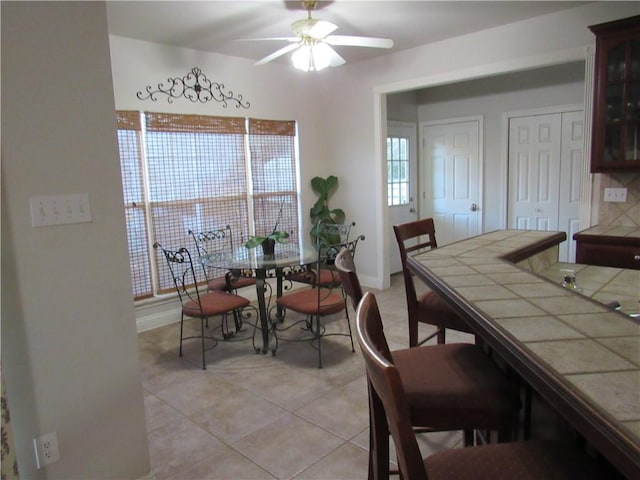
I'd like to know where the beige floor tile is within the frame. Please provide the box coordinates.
[233,413,345,479]
[144,392,185,432]
[147,416,225,479]
[293,442,369,480]
[295,376,369,440]
[154,372,244,416]
[189,386,288,444]
[177,444,276,480]
[215,363,336,411]
[141,273,477,479]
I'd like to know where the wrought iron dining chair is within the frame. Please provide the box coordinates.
[188,226,261,295]
[394,217,473,346]
[153,243,256,369]
[285,221,356,288]
[336,249,518,477]
[271,230,364,368]
[356,292,614,480]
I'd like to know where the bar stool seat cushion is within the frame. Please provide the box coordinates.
[392,343,516,431]
[424,439,613,480]
[418,291,473,334]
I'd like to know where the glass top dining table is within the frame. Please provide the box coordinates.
[200,242,318,354]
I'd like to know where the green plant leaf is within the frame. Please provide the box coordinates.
[330,208,346,223]
[245,236,267,249]
[310,199,325,216]
[324,175,338,192]
[272,231,289,243]
[311,176,327,195]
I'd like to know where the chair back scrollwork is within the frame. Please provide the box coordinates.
[153,243,203,310]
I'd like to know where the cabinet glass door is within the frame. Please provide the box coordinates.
[603,38,640,164]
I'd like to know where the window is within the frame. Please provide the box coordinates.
[116,111,300,299]
[387,136,410,206]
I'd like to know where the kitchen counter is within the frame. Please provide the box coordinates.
[407,229,639,478]
[538,262,639,317]
[573,225,640,270]
[574,225,640,240]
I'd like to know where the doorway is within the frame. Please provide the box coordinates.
[387,121,417,274]
[420,117,483,247]
[378,53,590,288]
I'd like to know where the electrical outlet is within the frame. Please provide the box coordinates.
[603,187,628,203]
[33,431,60,468]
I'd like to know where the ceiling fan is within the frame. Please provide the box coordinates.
[244,1,394,72]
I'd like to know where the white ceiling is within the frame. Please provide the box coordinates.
[106,1,587,66]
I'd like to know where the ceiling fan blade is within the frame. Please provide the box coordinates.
[292,18,337,39]
[325,35,394,49]
[324,44,345,67]
[235,37,299,43]
[307,20,338,39]
[255,43,300,65]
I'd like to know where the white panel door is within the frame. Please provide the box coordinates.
[507,110,583,262]
[388,122,418,274]
[558,111,584,263]
[421,120,481,246]
[508,114,562,231]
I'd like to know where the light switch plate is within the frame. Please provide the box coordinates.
[603,187,627,203]
[30,193,92,227]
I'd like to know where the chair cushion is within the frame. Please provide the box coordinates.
[418,290,473,333]
[424,440,614,480]
[183,291,250,318]
[277,288,345,316]
[287,269,341,287]
[208,275,257,292]
[392,343,516,430]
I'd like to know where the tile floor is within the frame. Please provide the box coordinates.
[138,274,472,479]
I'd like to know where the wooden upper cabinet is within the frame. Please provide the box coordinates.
[589,15,640,172]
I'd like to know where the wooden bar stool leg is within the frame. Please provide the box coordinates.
[368,384,389,480]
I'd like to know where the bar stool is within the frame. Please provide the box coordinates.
[356,292,616,480]
[335,248,519,479]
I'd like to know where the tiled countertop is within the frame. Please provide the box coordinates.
[407,229,639,478]
[539,262,639,317]
[574,225,640,240]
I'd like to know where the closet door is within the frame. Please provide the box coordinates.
[508,114,562,231]
[558,111,584,263]
[508,110,584,262]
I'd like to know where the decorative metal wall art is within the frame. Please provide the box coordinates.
[137,67,250,108]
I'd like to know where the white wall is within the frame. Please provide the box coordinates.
[2,3,149,479]
[109,35,331,245]
[415,61,586,232]
[317,1,640,288]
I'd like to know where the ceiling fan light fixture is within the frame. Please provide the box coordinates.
[245,0,393,71]
[292,41,331,72]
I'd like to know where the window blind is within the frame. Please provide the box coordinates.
[116,111,153,299]
[248,119,299,243]
[116,112,300,299]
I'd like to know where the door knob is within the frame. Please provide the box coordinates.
[470,203,478,212]
[409,208,416,213]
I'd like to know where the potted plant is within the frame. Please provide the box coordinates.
[245,201,290,255]
[309,175,346,244]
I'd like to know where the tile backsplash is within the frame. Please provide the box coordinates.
[594,172,640,227]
